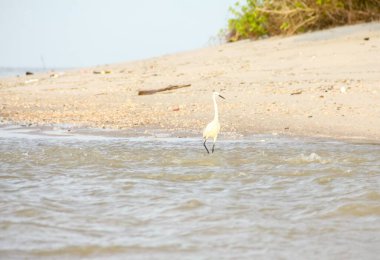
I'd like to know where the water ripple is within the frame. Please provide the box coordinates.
[0,127,379,259]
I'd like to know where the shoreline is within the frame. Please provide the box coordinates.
[1,22,380,142]
[1,122,379,146]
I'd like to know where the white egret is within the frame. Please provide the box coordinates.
[203,91,225,153]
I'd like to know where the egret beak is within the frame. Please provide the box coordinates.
[219,95,225,99]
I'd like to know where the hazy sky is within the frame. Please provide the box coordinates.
[0,0,236,68]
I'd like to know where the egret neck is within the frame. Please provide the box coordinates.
[213,93,219,121]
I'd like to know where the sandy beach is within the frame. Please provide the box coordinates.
[1,22,379,141]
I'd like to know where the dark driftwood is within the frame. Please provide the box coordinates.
[138,84,191,96]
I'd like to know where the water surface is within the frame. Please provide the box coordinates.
[0,126,379,259]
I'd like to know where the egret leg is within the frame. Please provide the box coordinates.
[203,139,209,154]
[212,143,215,153]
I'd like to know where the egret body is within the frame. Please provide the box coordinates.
[203,92,225,153]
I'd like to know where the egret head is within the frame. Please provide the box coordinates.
[213,91,225,99]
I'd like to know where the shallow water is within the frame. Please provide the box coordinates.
[0,126,379,259]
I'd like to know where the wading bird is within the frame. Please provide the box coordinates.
[203,91,225,153]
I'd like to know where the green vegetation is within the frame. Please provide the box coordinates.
[227,0,380,41]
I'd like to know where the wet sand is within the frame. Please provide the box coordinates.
[1,22,379,141]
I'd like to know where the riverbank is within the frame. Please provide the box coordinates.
[1,22,379,141]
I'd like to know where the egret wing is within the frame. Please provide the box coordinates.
[203,121,220,139]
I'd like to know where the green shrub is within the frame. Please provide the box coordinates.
[227,0,380,42]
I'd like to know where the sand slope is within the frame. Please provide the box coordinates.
[1,22,379,141]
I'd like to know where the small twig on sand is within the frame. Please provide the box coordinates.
[138,84,191,95]
[291,90,303,95]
